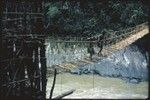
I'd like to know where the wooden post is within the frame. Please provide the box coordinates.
[34,43,40,90]
[19,41,25,95]
[49,69,57,99]
[25,43,34,89]
[0,1,3,95]
[8,40,15,81]
[40,43,47,98]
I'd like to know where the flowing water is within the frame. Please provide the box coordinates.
[46,73,148,99]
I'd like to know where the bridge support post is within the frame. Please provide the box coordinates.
[40,43,47,98]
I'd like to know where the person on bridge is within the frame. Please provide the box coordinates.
[97,30,107,56]
[87,42,95,60]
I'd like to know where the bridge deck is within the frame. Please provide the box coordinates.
[102,26,149,56]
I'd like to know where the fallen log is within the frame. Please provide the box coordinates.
[53,89,75,99]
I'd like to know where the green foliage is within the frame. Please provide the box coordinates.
[120,2,148,26]
[45,1,148,37]
[47,6,59,18]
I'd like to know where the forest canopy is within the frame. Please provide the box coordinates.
[45,0,149,37]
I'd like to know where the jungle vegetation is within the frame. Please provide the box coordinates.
[45,0,149,37]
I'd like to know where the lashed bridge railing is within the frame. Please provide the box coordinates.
[88,22,148,45]
[106,22,148,45]
[93,22,149,56]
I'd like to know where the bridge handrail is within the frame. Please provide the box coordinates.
[95,22,148,45]
[87,22,148,43]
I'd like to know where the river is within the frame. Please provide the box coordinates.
[46,73,148,99]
